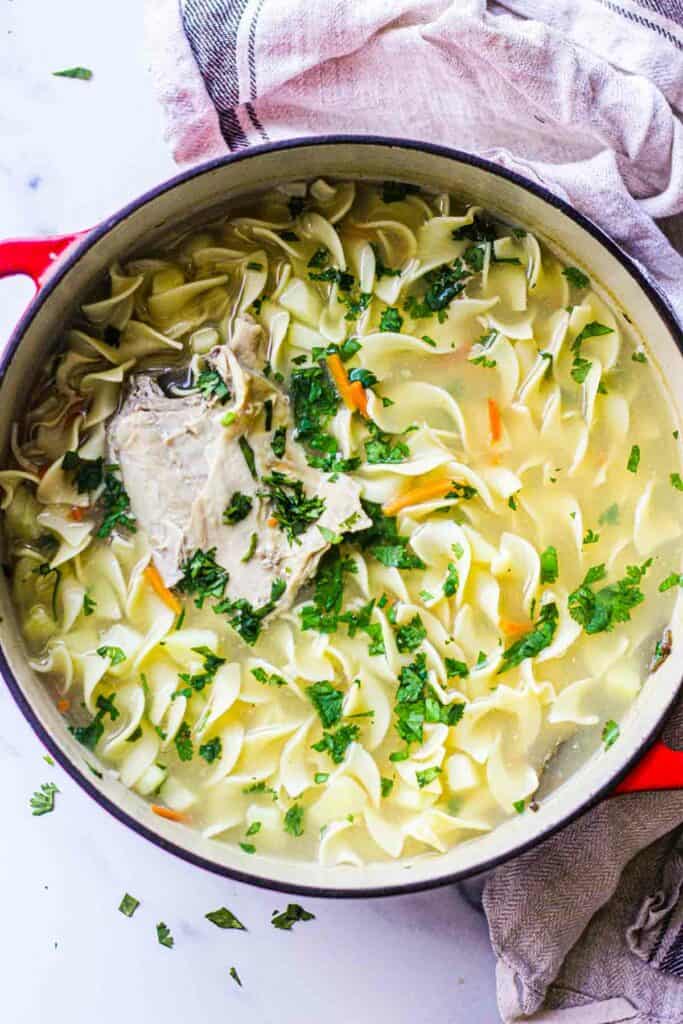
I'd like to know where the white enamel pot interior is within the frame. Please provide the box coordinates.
[1,137,682,897]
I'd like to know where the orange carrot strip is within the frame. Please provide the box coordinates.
[143,564,182,616]
[348,380,368,418]
[57,698,70,714]
[326,353,358,412]
[500,618,529,638]
[151,804,188,823]
[70,505,85,522]
[383,479,453,517]
[488,397,502,444]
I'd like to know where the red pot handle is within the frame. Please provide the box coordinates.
[613,740,683,795]
[0,231,88,289]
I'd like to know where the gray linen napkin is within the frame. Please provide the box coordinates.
[145,0,683,1017]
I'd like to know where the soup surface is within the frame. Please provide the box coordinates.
[2,179,681,866]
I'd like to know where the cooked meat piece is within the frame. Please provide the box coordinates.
[107,317,369,616]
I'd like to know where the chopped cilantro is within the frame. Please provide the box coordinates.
[223,491,253,525]
[395,651,464,745]
[498,602,558,674]
[290,365,339,440]
[306,681,344,727]
[452,216,497,243]
[246,261,263,271]
[348,367,377,389]
[174,646,226,698]
[355,499,425,570]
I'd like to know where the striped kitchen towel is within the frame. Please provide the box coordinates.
[146,0,683,1019]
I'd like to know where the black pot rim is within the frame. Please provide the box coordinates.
[2,134,682,899]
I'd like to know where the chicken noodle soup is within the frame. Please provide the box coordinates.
[2,179,681,864]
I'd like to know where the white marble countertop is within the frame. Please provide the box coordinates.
[0,1,500,1020]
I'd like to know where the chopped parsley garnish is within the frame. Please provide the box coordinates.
[238,436,257,479]
[196,369,231,404]
[199,737,222,763]
[97,470,136,538]
[498,602,559,674]
[300,549,356,633]
[405,260,469,320]
[214,578,286,645]
[156,922,174,949]
[307,247,329,269]
[569,560,651,634]
[570,321,613,387]
[381,181,419,204]
[30,782,59,816]
[97,645,126,666]
[271,426,286,458]
[34,563,61,620]
[513,799,526,814]
[339,290,372,322]
[82,592,96,617]
[258,470,325,544]
[306,681,344,727]
[394,652,465,745]
[118,894,140,917]
[443,562,459,597]
[540,546,559,584]
[602,720,619,750]
[452,216,497,243]
[314,772,329,784]
[571,354,592,384]
[62,450,104,492]
[364,422,410,464]
[463,245,485,272]
[229,967,242,986]
[283,804,305,837]
[309,266,354,291]
[659,573,683,592]
[251,666,287,687]
[562,266,589,289]
[632,351,647,363]
[381,777,394,797]
[395,615,426,653]
[242,780,278,798]
[178,547,229,608]
[240,842,256,854]
[379,307,403,333]
[627,445,640,473]
[223,491,253,525]
[671,473,683,491]
[339,599,385,656]
[348,367,377,389]
[205,907,246,930]
[174,646,226,699]
[599,504,619,526]
[271,904,315,931]
[445,657,468,679]
[311,723,360,763]
[583,529,600,545]
[174,721,193,762]
[355,499,425,570]
[290,365,339,440]
[416,766,442,788]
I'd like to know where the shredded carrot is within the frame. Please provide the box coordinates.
[500,618,529,638]
[143,563,182,616]
[488,397,502,444]
[383,478,453,517]
[348,380,368,418]
[326,354,361,414]
[267,516,277,527]
[57,698,70,714]
[151,804,188,823]
[70,505,85,522]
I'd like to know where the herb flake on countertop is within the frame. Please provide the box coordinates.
[271,903,316,930]
[30,782,59,816]
[156,922,174,948]
[118,894,140,918]
[205,907,247,930]
[53,66,93,80]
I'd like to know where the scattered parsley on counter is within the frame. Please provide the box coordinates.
[205,907,247,930]
[53,66,93,80]
[229,967,243,987]
[156,922,174,949]
[30,782,59,816]
[118,894,140,918]
[271,904,315,931]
